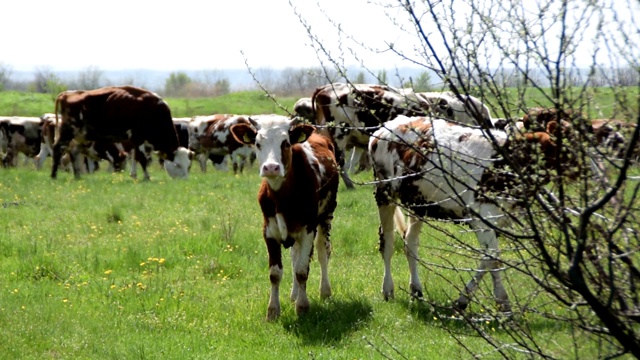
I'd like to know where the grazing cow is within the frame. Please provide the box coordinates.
[522,107,584,132]
[229,115,339,320]
[172,117,192,148]
[312,83,495,189]
[590,118,639,160]
[52,86,191,180]
[0,116,42,168]
[312,83,430,189]
[415,91,494,128]
[369,115,573,312]
[293,97,314,121]
[38,112,131,174]
[188,114,255,174]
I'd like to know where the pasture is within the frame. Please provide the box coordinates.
[1,88,637,358]
[0,159,610,359]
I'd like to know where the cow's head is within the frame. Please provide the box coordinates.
[230,115,315,189]
[163,147,193,178]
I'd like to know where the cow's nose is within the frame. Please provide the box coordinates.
[261,163,281,177]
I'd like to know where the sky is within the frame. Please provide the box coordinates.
[3,0,405,72]
[4,0,638,76]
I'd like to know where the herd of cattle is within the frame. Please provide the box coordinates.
[1,84,637,320]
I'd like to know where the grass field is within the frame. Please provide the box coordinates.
[0,88,636,358]
[0,159,614,359]
[0,87,637,120]
[0,91,299,118]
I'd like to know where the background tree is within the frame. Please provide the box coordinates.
[294,0,640,358]
[32,67,66,99]
[0,62,12,91]
[76,66,104,90]
[164,72,192,96]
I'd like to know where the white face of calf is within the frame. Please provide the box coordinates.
[230,115,315,190]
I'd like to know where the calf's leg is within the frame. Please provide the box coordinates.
[315,221,332,299]
[265,237,283,321]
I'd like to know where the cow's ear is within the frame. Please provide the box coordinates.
[289,124,315,144]
[230,123,257,145]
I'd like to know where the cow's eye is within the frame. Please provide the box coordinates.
[255,143,261,150]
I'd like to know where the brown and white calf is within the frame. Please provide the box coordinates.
[369,115,568,312]
[230,115,339,320]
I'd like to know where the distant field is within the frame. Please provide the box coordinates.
[0,91,300,118]
[0,87,637,120]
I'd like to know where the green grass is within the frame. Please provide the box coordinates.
[1,87,637,121]
[0,91,299,118]
[0,159,615,359]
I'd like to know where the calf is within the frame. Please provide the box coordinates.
[230,115,339,320]
[369,115,568,312]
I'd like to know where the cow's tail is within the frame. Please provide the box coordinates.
[393,206,407,238]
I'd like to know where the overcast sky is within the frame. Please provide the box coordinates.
[4,1,638,75]
[3,0,405,72]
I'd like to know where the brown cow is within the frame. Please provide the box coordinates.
[52,86,191,180]
[230,115,339,320]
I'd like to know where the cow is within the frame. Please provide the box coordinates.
[0,116,42,168]
[229,114,339,320]
[415,91,494,127]
[37,112,132,174]
[293,97,314,121]
[35,113,58,170]
[522,107,584,132]
[369,115,574,312]
[311,83,495,189]
[173,117,192,148]
[590,118,639,160]
[188,114,255,174]
[51,86,191,180]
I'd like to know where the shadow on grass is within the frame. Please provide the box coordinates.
[396,294,571,334]
[280,297,373,345]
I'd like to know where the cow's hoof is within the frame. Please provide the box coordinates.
[498,301,512,314]
[320,287,332,300]
[296,304,310,316]
[266,306,280,321]
[383,290,395,301]
[453,299,468,312]
[410,286,424,300]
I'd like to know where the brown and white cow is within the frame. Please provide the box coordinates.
[52,86,191,180]
[590,118,639,160]
[293,97,314,121]
[369,115,572,312]
[229,115,339,320]
[0,116,42,168]
[188,114,255,174]
[311,83,495,189]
